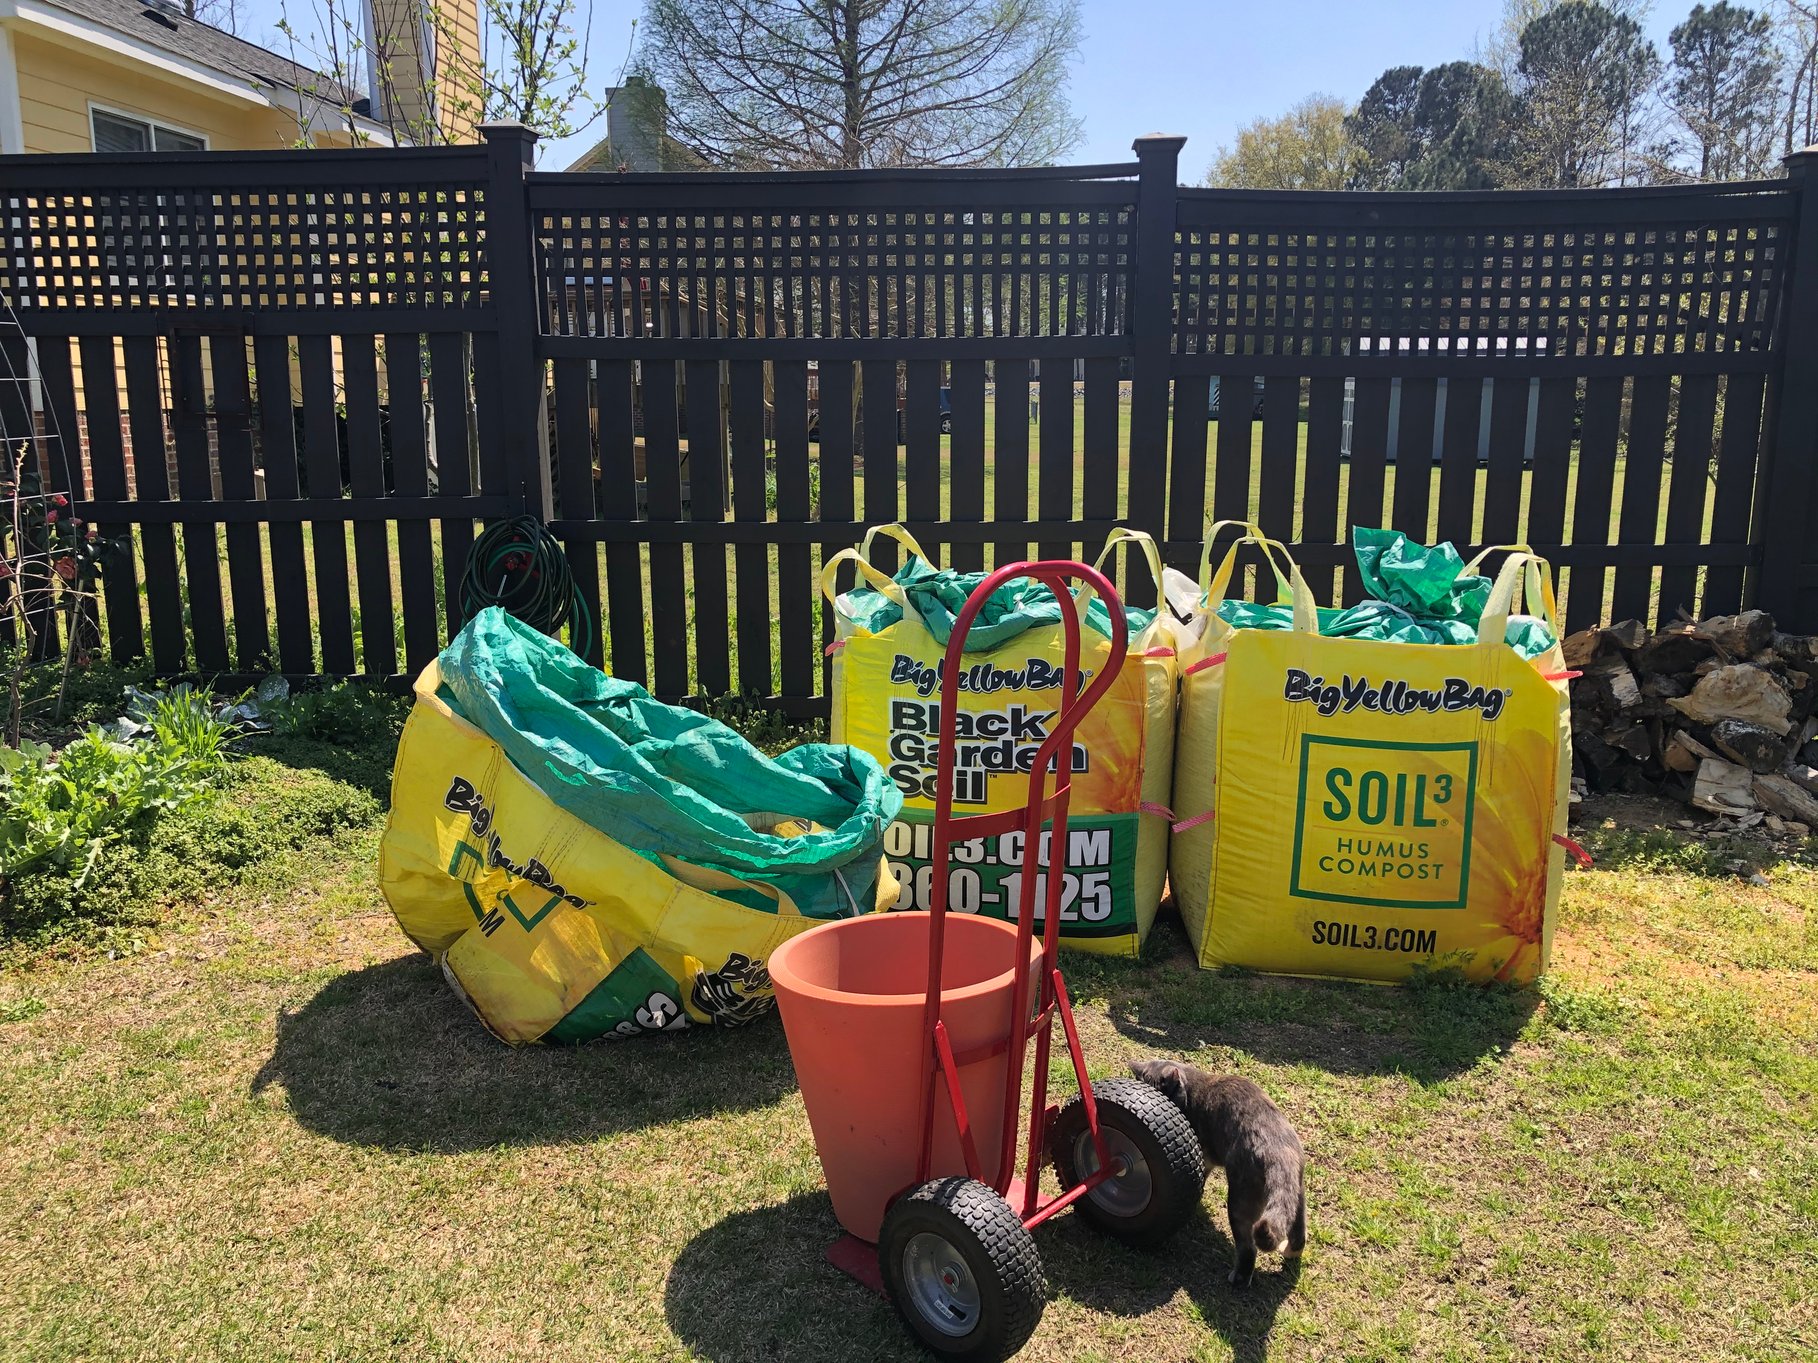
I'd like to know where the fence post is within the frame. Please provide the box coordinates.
[479,122,553,520]
[1757,146,1818,628]
[1125,133,1185,602]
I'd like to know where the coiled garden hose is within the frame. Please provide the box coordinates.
[460,515,592,660]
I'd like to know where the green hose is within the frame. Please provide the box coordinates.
[460,515,592,661]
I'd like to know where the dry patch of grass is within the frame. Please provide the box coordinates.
[1,761,1815,1362]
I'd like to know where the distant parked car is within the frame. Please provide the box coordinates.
[1209,375,1266,421]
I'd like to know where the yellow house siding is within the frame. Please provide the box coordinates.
[433,0,478,142]
[9,30,364,152]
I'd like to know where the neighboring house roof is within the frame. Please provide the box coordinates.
[565,134,704,173]
[37,0,361,107]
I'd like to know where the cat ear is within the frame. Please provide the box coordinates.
[1154,1062,1185,1096]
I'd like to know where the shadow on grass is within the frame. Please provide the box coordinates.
[1041,1205,1301,1363]
[1068,918,1538,1083]
[251,953,798,1152]
[664,1189,1301,1363]
[251,732,399,803]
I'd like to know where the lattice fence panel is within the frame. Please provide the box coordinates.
[1,181,489,312]
[534,203,1136,339]
[1173,215,1792,362]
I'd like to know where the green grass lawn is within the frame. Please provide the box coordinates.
[1,727,1813,1362]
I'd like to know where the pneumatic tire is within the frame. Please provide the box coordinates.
[1047,1076,1206,1248]
[878,1177,1046,1362]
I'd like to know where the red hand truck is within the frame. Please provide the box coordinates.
[838,560,1205,1363]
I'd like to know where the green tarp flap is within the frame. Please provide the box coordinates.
[840,555,1155,651]
[437,609,903,918]
[1216,528,1557,660]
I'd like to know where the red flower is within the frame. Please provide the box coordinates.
[52,494,68,507]
[54,556,76,582]
[45,510,58,525]
[0,561,12,580]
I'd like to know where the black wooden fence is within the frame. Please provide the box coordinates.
[2,127,1815,715]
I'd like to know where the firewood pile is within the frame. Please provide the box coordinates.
[1567,609,1818,836]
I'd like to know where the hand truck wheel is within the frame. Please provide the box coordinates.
[1047,1077,1206,1248]
[879,1177,1047,1363]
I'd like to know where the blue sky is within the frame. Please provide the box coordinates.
[537,0,1689,171]
[238,0,1688,171]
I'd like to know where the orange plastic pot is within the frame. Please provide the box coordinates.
[769,912,1042,1242]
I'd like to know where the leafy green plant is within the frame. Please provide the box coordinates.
[0,689,241,892]
[261,681,410,747]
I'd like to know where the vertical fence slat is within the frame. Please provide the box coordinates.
[32,337,83,660]
[385,334,442,675]
[170,332,229,672]
[342,335,396,677]
[1613,373,1670,625]
[122,336,186,672]
[1436,377,1482,547]
[1212,371,1256,532]
[862,359,900,566]
[1167,374,1210,551]
[252,333,314,674]
[552,355,603,667]
[728,359,771,696]
[296,336,356,673]
[208,336,270,671]
[1256,375,1300,539]
[817,360,857,696]
[1704,372,1765,617]
[1302,377,1345,603]
[1037,360,1074,560]
[994,360,1030,570]
[1391,377,1438,541]
[0,330,29,651]
[1081,356,1119,583]
[77,336,144,663]
[596,357,645,685]
[1524,376,1576,575]
[686,358,730,697]
[644,360,689,698]
[1343,378,1392,604]
[773,360,815,700]
[948,360,988,573]
[904,358,942,534]
[1481,376,1529,548]
[1659,372,1718,622]
[1568,377,1626,631]
[428,333,477,639]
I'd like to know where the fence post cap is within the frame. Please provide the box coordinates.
[480,123,539,146]
[1786,144,1818,172]
[1132,133,1187,156]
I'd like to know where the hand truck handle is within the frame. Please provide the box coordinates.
[913,560,1129,1188]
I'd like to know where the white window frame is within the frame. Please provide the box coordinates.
[87,102,210,153]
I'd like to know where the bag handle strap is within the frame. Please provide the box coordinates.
[861,522,936,569]
[818,548,908,610]
[1474,545,1562,646]
[1199,521,1319,634]
[658,854,804,918]
[1090,526,1165,601]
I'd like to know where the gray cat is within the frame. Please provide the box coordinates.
[1129,1059,1307,1286]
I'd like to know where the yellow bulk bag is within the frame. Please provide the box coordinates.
[379,656,899,1045]
[824,525,1178,956]
[1172,531,1572,984]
